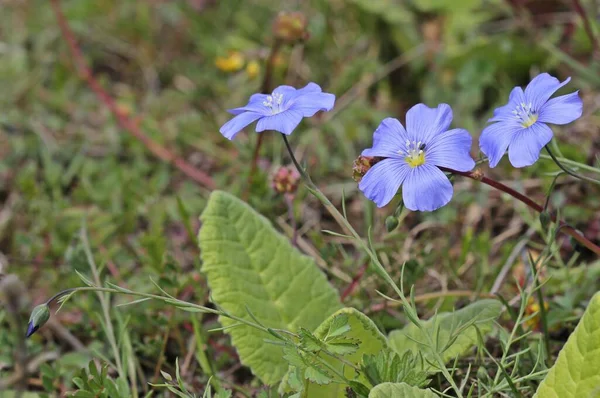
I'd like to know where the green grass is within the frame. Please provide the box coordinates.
[2,0,600,396]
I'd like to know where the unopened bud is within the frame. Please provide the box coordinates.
[539,211,551,229]
[26,303,50,338]
[271,165,301,195]
[385,216,399,232]
[272,12,309,43]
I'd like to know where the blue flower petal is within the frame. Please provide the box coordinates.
[538,92,583,125]
[489,87,525,122]
[296,82,323,94]
[402,164,453,212]
[219,111,263,140]
[524,73,571,111]
[290,92,336,117]
[228,94,270,115]
[358,158,410,208]
[406,103,453,143]
[362,118,410,158]
[507,123,553,168]
[256,110,304,135]
[479,122,522,168]
[426,128,475,172]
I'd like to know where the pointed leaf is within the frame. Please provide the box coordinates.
[388,299,502,370]
[534,292,600,397]
[199,191,342,384]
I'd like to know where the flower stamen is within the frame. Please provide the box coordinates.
[512,102,538,127]
[263,92,285,114]
[400,140,426,168]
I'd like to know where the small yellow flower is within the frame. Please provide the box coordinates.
[524,297,549,331]
[215,51,245,73]
[246,60,260,79]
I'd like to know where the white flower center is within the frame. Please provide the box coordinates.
[399,140,426,168]
[263,92,285,115]
[512,102,538,128]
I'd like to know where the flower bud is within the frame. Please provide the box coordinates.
[385,216,399,232]
[26,303,50,338]
[271,165,301,195]
[272,12,309,43]
[539,211,551,230]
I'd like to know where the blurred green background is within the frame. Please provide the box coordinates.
[2,0,600,396]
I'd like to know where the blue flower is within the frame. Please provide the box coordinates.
[359,104,475,211]
[219,83,335,140]
[480,73,583,168]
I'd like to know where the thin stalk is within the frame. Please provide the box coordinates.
[543,173,563,212]
[545,145,600,186]
[539,153,600,175]
[244,40,283,199]
[443,167,600,256]
[282,134,464,397]
[81,228,126,383]
[49,286,269,334]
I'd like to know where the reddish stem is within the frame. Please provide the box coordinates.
[244,40,282,198]
[50,0,216,190]
[341,263,368,301]
[443,168,600,256]
[571,0,600,58]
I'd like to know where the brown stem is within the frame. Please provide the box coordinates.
[49,0,215,190]
[244,40,283,199]
[341,263,368,301]
[571,0,600,58]
[443,167,600,256]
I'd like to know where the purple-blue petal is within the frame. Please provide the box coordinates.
[538,91,582,125]
[361,118,409,158]
[358,158,410,208]
[402,164,453,212]
[290,92,336,117]
[256,110,303,135]
[507,123,553,168]
[426,128,475,172]
[489,87,525,122]
[524,73,571,111]
[219,112,263,140]
[406,103,453,143]
[296,82,323,94]
[228,94,270,115]
[479,122,522,168]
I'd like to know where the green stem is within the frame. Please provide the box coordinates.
[539,153,600,175]
[281,134,464,397]
[545,145,600,186]
[50,286,270,335]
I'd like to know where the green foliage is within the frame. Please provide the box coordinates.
[534,292,600,398]
[361,350,429,388]
[68,361,130,398]
[368,382,439,398]
[281,308,388,397]
[199,191,342,384]
[151,359,232,398]
[388,300,502,370]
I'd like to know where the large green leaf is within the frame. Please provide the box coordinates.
[199,191,342,385]
[534,292,600,398]
[369,382,439,398]
[388,299,502,369]
[301,308,389,398]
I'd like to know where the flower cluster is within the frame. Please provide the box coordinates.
[220,73,582,212]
